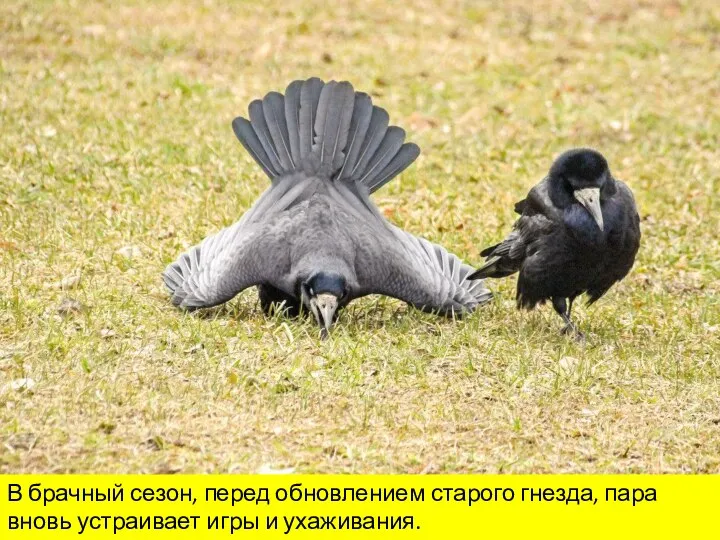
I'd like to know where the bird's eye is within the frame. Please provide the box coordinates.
[308,287,314,296]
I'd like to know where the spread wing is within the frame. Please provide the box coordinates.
[316,181,491,316]
[163,223,279,309]
[356,226,492,316]
[163,175,312,309]
[352,222,492,316]
[166,77,422,312]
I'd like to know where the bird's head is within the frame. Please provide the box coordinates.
[550,148,614,232]
[300,272,348,338]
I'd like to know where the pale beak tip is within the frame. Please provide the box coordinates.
[595,214,605,232]
[574,187,604,233]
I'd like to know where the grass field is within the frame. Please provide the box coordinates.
[1,0,719,473]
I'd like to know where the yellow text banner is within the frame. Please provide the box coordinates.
[0,475,716,538]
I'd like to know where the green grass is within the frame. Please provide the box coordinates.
[1,0,719,473]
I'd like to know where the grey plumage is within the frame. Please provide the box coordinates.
[231,117,275,178]
[283,80,302,164]
[314,81,355,175]
[351,106,388,183]
[358,126,404,184]
[164,78,491,334]
[248,99,283,174]
[262,92,294,172]
[298,77,323,162]
[369,142,421,192]
[337,92,372,181]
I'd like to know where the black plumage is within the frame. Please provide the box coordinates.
[471,148,641,337]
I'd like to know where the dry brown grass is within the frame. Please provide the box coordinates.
[1,0,719,473]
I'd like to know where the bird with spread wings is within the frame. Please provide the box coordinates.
[163,78,492,337]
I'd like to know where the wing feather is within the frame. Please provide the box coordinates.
[163,178,306,309]
[355,216,492,315]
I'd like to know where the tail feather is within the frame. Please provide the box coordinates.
[337,92,373,180]
[470,237,520,279]
[231,117,276,178]
[356,126,404,184]
[314,81,355,174]
[469,257,502,280]
[298,77,323,161]
[248,100,283,174]
[349,107,389,181]
[233,78,418,193]
[283,80,303,164]
[262,92,294,171]
[368,143,421,192]
[480,242,501,257]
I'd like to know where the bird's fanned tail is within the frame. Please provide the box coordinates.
[232,78,420,193]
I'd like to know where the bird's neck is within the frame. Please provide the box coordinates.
[563,205,606,246]
[294,254,356,288]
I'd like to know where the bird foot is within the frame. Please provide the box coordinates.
[561,324,585,342]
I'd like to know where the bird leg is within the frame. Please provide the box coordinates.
[552,297,584,340]
[258,284,302,318]
[567,296,575,319]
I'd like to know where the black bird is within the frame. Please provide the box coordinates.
[470,148,640,337]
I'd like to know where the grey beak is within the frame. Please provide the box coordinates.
[312,293,338,339]
[574,187,604,231]
[318,294,337,331]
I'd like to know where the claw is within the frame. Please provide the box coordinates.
[561,323,585,342]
